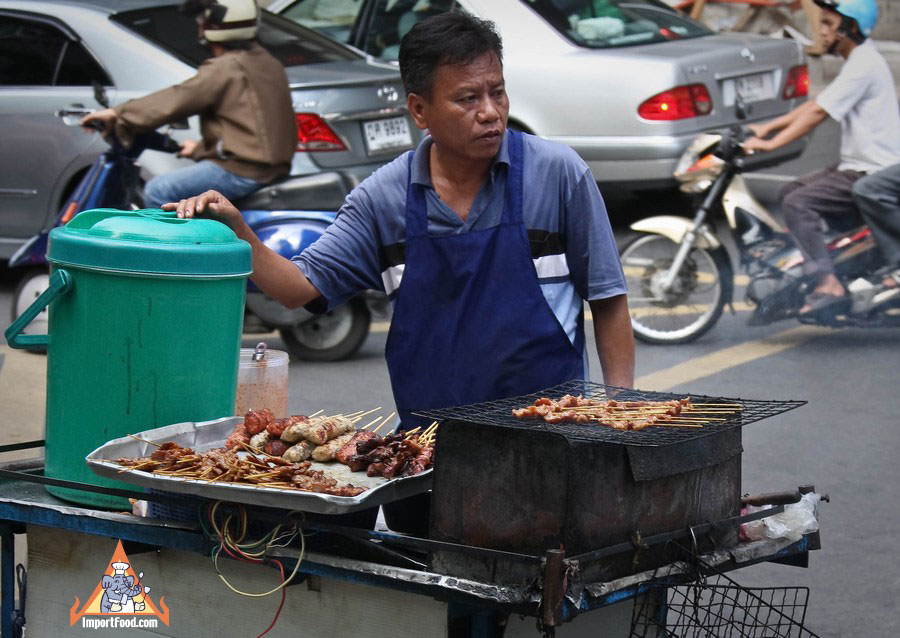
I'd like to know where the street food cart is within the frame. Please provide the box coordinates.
[3,212,824,635]
[0,381,824,637]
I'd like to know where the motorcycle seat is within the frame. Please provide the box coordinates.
[234,171,353,212]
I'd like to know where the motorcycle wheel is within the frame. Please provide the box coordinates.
[11,268,50,338]
[620,233,731,344]
[279,297,371,362]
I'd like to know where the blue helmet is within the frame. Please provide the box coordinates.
[814,0,878,38]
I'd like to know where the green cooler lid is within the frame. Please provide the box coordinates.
[48,208,252,277]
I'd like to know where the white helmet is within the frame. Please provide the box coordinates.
[181,0,259,42]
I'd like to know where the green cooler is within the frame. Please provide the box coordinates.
[5,209,251,508]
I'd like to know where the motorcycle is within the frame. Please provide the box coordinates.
[620,123,900,344]
[8,90,377,361]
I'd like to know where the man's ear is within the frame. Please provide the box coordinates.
[407,92,429,131]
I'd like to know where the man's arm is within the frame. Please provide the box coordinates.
[588,295,635,388]
[744,100,828,153]
[164,190,322,309]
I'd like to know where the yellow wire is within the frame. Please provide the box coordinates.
[213,522,306,597]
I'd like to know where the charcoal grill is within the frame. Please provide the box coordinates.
[417,381,806,586]
[417,380,806,447]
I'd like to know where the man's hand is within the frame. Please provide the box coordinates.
[163,190,322,310]
[741,136,773,154]
[162,189,245,230]
[80,108,117,135]
[177,139,198,158]
[746,122,769,139]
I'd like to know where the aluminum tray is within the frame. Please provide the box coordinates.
[86,416,431,515]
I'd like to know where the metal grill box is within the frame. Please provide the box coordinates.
[429,419,742,584]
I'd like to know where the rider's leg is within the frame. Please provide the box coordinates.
[852,163,900,287]
[781,167,865,304]
[143,160,261,208]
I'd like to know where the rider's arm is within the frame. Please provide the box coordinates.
[744,101,827,153]
[110,61,223,146]
[165,191,323,309]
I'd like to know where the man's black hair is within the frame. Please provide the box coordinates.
[398,11,503,98]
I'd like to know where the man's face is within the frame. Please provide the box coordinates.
[819,9,849,55]
[407,52,509,162]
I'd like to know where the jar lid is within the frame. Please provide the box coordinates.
[48,208,251,276]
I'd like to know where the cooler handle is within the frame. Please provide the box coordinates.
[5,269,72,351]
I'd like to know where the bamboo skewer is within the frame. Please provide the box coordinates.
[361,416,383,430]
[128,434,162,447]
[349,406,382,420]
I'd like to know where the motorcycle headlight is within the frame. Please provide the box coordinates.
[679,178,713,194]
[675,150,699,177]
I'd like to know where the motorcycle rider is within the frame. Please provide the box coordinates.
[80,0,296,208]
[852,162,900,300]
[743,0,900,315]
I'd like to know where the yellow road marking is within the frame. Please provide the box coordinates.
[630,301,755,318]
[634,325,833,391]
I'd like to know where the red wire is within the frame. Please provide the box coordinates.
[255,559,287,638]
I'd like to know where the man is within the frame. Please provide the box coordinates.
[743,0,900,315]
[168,11,635,425]
[852,162,900,301]
[82,0,296,208]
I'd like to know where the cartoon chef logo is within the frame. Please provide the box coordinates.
[69,540,170,627]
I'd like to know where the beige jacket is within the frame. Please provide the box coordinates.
[115,43,296,184]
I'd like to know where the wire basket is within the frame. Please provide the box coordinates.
[630,571,820,637]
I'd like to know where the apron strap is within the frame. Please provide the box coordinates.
[503,131,524,225]
[405,152,428,238]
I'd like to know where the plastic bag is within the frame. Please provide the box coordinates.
[740,493,821,542]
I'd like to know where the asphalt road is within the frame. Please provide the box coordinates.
[1,119,898,636]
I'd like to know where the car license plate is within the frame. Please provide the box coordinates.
[722,72,775,106]
[363,116,412,153]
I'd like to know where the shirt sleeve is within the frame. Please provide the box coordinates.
[292,181,386,311]
[113,58,225,142]
[815,51,872,121]
[563,167,627,301]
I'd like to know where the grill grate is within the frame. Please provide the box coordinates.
[416,380,806,447]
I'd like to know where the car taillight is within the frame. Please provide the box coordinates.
[638,84,712,121]
[60,200,79,224]
[295,113,346,151]
[783,65,809,99]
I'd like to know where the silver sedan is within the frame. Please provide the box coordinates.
[271,0,808,190]
[0,0,418,259]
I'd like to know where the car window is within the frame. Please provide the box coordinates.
[0,15,109,86]
[360,0,457,61]
[110,6,360,69]
[279,0,363,44]
[521,0,711,48]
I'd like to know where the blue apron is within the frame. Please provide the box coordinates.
[385,131,584,428]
